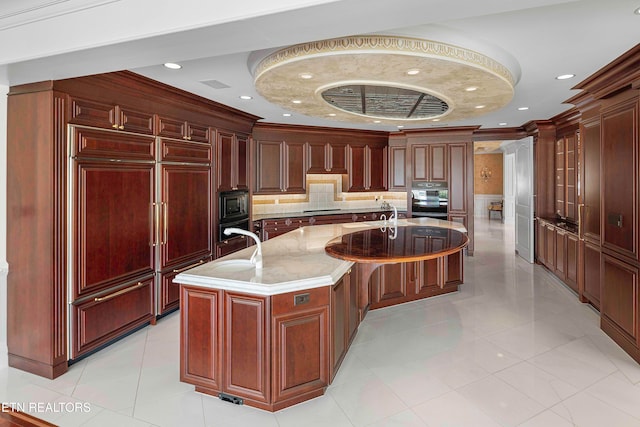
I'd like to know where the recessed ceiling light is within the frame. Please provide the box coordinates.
[432,119,440,122]
[163,62,182,70]
[397,125,404,129]
[292,100,302,104]
[407,69,420,75]
[518,107,529,111]
[239,95,253,100]
[328,113,336,117]
[475,105,485,109]
[283,113,292,117]
[556,74,575,80]
[499,122,508,126]
[465,86,478,92]
[634,6,640,14]
[299,73,313,79]
[373,120,381,123]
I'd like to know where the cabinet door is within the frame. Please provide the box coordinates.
[224,292,270,403]
[368,145,387,191]
[72,277,155,358]
[544,224,556,271]
[430,144,447,181]
[581,118,601,243]
[216,131,234,192]
[69,97,116,129]
[236,135,250,191]
[74,160,155,298]
[216,236,249,258]
[271,287,329,405]
[445,251,463,285]
[412,146,429,180]
[555,138,566,217]
[555,229,566,280]
[331,276,347,378]
[185,122,210,143]
[376,263,407,302]
[601,254,638,344]
[346,270,359,344]
[583,241,601,309]
[536,220,547,265]
[565,133,577,221]
[565,232,578,292]
[118,106,155,135]
[389,146,406,190]
[160,164,212,270]
[602,99,638,261]
[255,140,284,193]
[157,116,188,140]
[180,286,223,392]
[328,142,348,173]
[346,145,366,192]
[307,142,328,173]
[448,144,467,213]
[283,141,306,193]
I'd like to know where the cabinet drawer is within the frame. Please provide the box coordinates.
[272,287,329,316]
[72,126,155,160]
[157,116,187,140]
[216,236,249,258]
[70,97,115,128]
[161,139,211,163]
[71,278,155,358]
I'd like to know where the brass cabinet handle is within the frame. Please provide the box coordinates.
[155,202,162,246]
[112,124,119,129]
[150,203,157,247]
[118,125,124,130]
[162,202,168,245]
[94,282,145,302]
[173,259,205,273]
[578,203,584,240]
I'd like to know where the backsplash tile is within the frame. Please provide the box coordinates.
[252,174,407,215]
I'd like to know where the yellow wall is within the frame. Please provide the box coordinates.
[474,153,503,194]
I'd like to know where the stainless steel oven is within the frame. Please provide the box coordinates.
[218,190,249,241]
[411,181,448,219]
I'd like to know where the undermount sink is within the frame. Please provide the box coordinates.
[208,259,257,273]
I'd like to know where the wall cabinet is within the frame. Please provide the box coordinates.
[306,141,348,174]
[555,132,578,220]
[254,140,307,194]
[69,97,155,135]
[216,131,250,192]
[412,144,447,181]
[388,145,407,190]
[343,144,388,192]
[158,115,210,143]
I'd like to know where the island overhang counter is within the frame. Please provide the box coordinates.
[174,218,467,411]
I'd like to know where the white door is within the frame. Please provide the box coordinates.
[503,152,515,224]
[514,136,534,263]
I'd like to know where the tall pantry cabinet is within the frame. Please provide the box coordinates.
[6,72,258,378]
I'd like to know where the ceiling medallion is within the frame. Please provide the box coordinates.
[253,35,516,125]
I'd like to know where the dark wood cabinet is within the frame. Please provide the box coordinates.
[330,270,358,380]
[413,144,447,181]
[581,118,601,244]
[537,218,579,294]
[180,286,223,393]
[343,144,387,192]
[216,131,250,192]
[601,254,639,354]
[181,284,332,411]
[216,236,250,258]
[7,71,258,378]
[254,140,307,194]
[306,141,349,174]
[555,132,578,220]
[601,98,638,262]
[69,97,155,135]
[388,145,407,190]
[157,115,210,143]
[566,232,579,292]
[583,241,601,309]
[448,144,467,213]
[159,163,212,270]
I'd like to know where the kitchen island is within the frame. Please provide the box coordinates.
[174,218,467,411]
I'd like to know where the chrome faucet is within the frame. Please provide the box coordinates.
[223,228,263,269]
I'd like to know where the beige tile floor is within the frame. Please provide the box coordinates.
[2,219,640,426]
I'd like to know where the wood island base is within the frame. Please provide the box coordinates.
[179,249,464,412]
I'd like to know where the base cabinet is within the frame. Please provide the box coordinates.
[180,285,332,411]
[601,254,640,363]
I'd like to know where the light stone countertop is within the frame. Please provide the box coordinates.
[251,207,407,222]
[175,217,467,296]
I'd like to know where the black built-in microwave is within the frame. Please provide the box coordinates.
[219,190,249,224]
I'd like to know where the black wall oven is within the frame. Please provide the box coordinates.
[218,190,249,240]
[411,181,449,219]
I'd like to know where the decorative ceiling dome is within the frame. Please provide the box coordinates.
[253,35,516,125]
